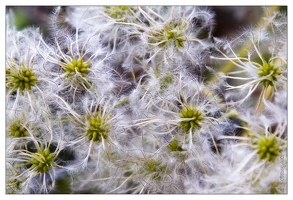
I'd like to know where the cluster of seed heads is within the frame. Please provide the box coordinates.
[5,6,287,194]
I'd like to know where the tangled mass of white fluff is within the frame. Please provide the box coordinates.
[6,6,287,194]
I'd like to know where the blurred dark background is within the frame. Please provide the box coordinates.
[6,6,54,37]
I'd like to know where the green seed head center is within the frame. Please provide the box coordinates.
[160,74,173,90]
[179,106,204,132]
[86,114,110,142]
[7,65,38,92]
[168,139,183,152]
[9,120,29,138]
[149,20,188,49]
[144,159,167,181]
[257,62,282,88]
[255,135,280,162]
[63,57,90,78]
[30,148,56,173]
[104,6,131,21]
